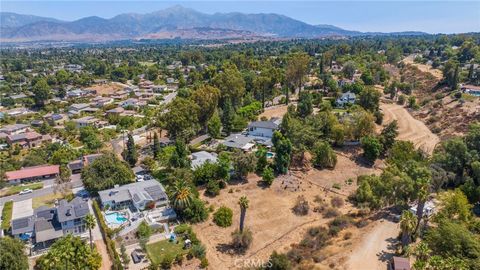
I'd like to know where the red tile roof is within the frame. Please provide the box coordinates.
[5,165,60,181]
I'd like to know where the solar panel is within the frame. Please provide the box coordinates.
[12,218,29,229]
[145,185,167,200]
[133,193,141,202]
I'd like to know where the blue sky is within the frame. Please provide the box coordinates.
[1,1,479,33]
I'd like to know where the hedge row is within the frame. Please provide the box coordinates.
[1,201,13,231]
[92,200,123,270]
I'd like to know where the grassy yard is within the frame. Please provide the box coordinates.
[32,192,73,208]
[146,239,187,265]
[1,201,13,230]
[0,182,43,197]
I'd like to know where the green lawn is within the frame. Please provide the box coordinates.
[146,239,187,265]
[1,201,13,230]
[0,182,43,197]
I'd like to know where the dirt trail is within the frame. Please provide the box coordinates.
[381,102,440,155]
[95,240,112,270]
[345,219,399,270]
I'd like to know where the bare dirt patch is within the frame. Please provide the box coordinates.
[381,102,440,155]
[88,82,129,96]
[193,154,379,269]
[402,55,443,80]
[258,104,293,120]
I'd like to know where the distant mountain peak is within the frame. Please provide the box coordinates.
[0,6,428,43]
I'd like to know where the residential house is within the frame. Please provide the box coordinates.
[91,96,113,108]
[68,153,103,174]
[65,64,83,73]
[336,91,356,107]
[152,85,167,93]
[0,124,29,135]
[461,84,480,96]
[11,197,90,249]
[73,116,107,128]
[3,107,34,118]
[247,118,281,138]
[106,107,125,116]
[390,257,410,270]
[222,134,255,151]
[44,113,68,126]
[111,90,128,100]
[6,132,51,149]
[98,180,169,211]
[191,151,218,169]
[5,165,59,184]
[10,94,28,100]
[68,103,91,115]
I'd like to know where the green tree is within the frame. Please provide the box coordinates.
[262,166,275,186]
[32,78,50,107]
[182,198,208,223]
[342,61,357,79]
[358,87,381,112]
[137,221,152,240]
[361,135,383,164]
[0,237,28,270]
[232,150,257,180]
[297,91,313,118]
[169,140,190,169]
[79,126,102,151]
[36,234,101,270]
[256,147,268,173]
[152,132,161,158]
[191,85,221,127]
[273,131,292,174]
[122,134,138,167]
[81,153,134,193]
[285,53,310,102]
[435,190,472,223]
[380,120,399,152]
[213,206,233,227]
[312,141,337,169]
[213,63,245,106]
[207,110,222,139]
[162,97,200,140]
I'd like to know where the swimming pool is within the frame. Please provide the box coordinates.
[266,152,275,158]
[105,212,128,225]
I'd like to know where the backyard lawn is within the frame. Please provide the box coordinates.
[0,182,43,197]
[32,192,73,208]
[146,239,187,265]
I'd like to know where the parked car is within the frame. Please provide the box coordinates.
[19,189,33,195]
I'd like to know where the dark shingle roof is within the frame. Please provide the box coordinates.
[57,197,89,222]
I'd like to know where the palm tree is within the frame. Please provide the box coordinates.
[84,214,96,251]
[400,210,417,248]
[238,196,249,233]
[171,180,193,210]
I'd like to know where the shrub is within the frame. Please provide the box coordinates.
[136,221,152,240]
[323,207,341,218]
[262,166,275,186]
[231,228,253,251]
[312,141,337,169]
[268,251,292,270]
[330,196,344,208]
[292,195,309,216]
[343,231,353,240]
[213,206,233,227]
[1,201,13,230]
[200,257,209,269]
[329,215,352,229]
[161,254,174,269]
[328,225,341,236]
[190,243,206,259]
[206,180,220,196]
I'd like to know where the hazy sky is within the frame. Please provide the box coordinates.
[1,1,479,34]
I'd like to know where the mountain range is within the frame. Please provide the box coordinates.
[0,5,426,42]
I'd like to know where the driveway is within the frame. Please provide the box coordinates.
[346,219,399,270]
[12,199,33,219]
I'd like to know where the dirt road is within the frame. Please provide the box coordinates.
[345,219,399,270]
[381,102,440,155]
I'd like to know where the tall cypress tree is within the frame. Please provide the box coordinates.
[152,132,160,159]
[123,134,138,167]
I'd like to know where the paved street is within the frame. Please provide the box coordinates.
[0,174,83,205]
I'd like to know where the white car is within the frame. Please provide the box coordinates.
[19,189,33,195]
